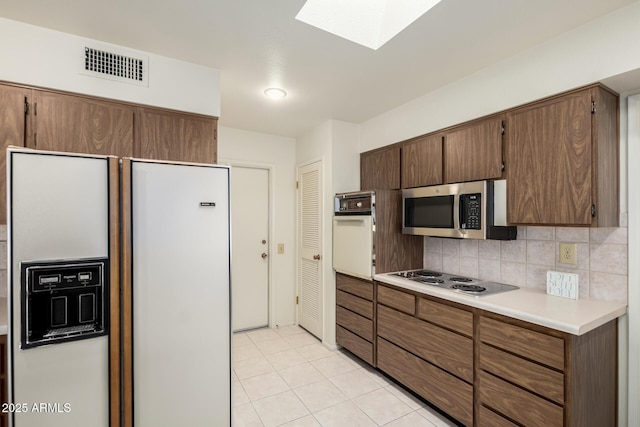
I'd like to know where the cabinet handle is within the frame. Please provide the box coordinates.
[313,254,321,260]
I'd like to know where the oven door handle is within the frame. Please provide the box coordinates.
[334,218,365,223]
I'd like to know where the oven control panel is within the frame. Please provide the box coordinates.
[335,191,373,215]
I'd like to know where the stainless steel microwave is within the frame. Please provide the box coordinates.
[402,180,517,240]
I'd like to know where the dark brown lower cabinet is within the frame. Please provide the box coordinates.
[335,273,375,366]
[378,338,473,426]
[478,314,617,427]
[369,283,618,427]
[377,284,474,426]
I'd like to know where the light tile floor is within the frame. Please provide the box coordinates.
[232,326,459,427]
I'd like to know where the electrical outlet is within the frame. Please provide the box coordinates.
[277,243,285,254]
[559,243,577,265]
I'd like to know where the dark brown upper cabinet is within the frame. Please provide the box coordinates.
[443,116,503,184]
[360,146,401,190]
[0,83,31,224]
[30,90,134,157]
[505,85,618,226]
[0,81,219,224]
[134,107,217,164]
[401,134,443,188]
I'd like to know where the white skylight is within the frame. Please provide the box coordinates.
[295,0,442,50]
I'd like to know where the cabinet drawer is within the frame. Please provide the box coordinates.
[416,297,473,337]
[377,304,473,382]
[478,406,519,427]
[337,290,373,319]
[480,343,564,405]
[336,274,373,301]
[336,306,373,342]
[337,326,374,366]
[479,371,563,427]
[378,338,473,427]
[378,285,415,315]
[479,316,564,370]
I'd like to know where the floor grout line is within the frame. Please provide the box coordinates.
[233,326,457,427]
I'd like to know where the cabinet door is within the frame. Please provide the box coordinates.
[443,117,503,183]
[506,90,592,225]
[0,84,30,224]
[32,90,134,157]
[135,108,217,163]
[360,147,400,190]
[401,134,442,188]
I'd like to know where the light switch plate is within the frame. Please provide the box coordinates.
[546,271,579,299]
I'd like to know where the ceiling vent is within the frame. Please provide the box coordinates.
[81,46,148,86]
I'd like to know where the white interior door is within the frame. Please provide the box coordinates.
[297,160,323,338]
[231,166,270,331]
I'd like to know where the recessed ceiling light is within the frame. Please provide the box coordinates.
[264,87,287,100]
[296,0,442,50]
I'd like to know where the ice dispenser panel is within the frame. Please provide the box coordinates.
[21,258,109,349]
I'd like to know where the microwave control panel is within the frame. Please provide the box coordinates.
[460,193,481,230]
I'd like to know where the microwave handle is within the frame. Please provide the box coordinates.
[458,195,466,229]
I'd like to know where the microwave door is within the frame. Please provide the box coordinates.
[403,194,458,237]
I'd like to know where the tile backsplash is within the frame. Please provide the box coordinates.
[423,214,629,304]
[0,218,629,304]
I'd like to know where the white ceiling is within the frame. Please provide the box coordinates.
[0,0,635,137]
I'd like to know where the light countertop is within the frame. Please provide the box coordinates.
[375,273,627,335]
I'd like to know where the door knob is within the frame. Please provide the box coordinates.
[313,254,321,260]
[261,253,268,259]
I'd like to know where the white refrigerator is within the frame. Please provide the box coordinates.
[7,148,231,426]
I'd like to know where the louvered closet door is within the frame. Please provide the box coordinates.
[297,160,323,338]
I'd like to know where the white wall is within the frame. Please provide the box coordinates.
[296,120,360,348]
[331,121,360,193]
[0,17,220,116]
[218,126,297,327]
